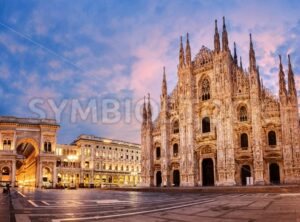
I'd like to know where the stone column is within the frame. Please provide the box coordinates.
[52,162,57,187]
[91,170,94,185]
[35,158,40,187]
[198,158,202,186]
[80,171,83,183]
[11,159,16,187]
[38,162,43,188]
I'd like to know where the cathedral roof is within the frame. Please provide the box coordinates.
[193,46,213,66]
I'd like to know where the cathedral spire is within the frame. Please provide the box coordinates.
[162,67,167,97]
[249,33,256,73]
[261,77,265,98]
[288,54,297,98]
[240,56,243,69]
[147,93,152,123]
[179,36,185,68]
[142,96,147,125]
[222,16,229,51]
[233,42,238,65]
[278,55,288,99]
[214,19,220,53]
[185,33,191,66]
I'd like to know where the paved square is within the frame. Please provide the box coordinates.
[3,188,300,222]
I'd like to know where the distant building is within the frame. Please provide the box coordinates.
[140,17,300,187]
[0,116,141,188]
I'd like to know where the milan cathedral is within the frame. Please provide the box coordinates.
[140,17,300,187]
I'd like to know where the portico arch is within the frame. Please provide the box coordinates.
[15,138,39,187]
[0,117,59,188]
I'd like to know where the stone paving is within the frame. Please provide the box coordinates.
[4,187,300,222]
[0,188,12,222]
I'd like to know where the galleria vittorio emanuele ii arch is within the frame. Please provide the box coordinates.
[0,116,59,188]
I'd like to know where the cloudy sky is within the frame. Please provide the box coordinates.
[0,0,300,144]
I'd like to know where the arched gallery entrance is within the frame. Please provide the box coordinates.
[173,170,180,186]
[241,165,251,186]
[156,171,162,187]
[202,158,214,186]
[0,166,11,183]
[269,163,280,184]
[15,139,38,187]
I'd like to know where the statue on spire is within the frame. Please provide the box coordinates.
[214,19,220,53]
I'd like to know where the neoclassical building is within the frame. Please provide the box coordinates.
[0,116,59,187]
[0,116,141,188]
[140,17,300,187]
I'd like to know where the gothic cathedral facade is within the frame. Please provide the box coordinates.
[140,17,300,187]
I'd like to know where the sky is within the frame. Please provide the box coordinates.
[0,0,300,144]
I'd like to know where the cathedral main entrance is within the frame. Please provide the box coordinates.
[202,158,214,186]
[241,165,251,185]
[156,171,162,187]
[269,163,280,184]
[173,170,180,186]
[15,140,38,187]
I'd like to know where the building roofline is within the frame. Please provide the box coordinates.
[72,134,140,148]
[0,116,59,127]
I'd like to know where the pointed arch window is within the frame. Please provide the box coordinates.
[173,121,179,134]
[241,133,248,149]
[268,131,277,146]
[156,147,161,159]
[201,78,210,101]
[173,144,179,157]
[239,106,247,122]
[202,117,211,133]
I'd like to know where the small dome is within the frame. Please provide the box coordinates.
[194,46,213,66]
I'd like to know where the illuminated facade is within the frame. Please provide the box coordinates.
[0,116,59,188]
[141,17,300,187]
[0,116,141,188]
[56,135,141,187]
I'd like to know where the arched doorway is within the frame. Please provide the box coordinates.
[173,170,180,186]
[241,165,251,185]
[15,139,38,187]
[202,158,214,186]
[156,171,162,187]
[269,163,280,184]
